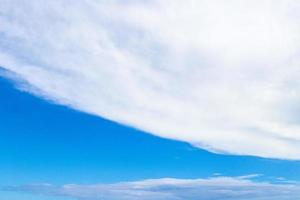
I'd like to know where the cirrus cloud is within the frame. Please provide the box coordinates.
[3,176,300,200]
[1,0,300,159]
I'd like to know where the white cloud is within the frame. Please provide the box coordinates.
[4,176,300,200]
[1,0,300,159]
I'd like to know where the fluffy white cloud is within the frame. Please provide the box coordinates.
[4,176,300,200]
[1,0,300,159]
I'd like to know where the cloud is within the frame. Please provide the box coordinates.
[1,0,300,159]
[3,176,300,200]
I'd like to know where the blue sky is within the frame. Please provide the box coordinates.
[1,71,300,199]
[1,1,300,199]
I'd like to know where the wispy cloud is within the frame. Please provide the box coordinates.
[1,0,300,159]
[3,176,300,200]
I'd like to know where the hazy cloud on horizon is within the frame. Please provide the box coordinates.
[4,175,300,200]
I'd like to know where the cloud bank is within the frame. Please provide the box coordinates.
[1,0,300,159]
[4,176,300,200]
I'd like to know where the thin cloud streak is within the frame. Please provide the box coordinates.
[3,176,300,200]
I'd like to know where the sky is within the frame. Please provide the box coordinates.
[1,0,300,199]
